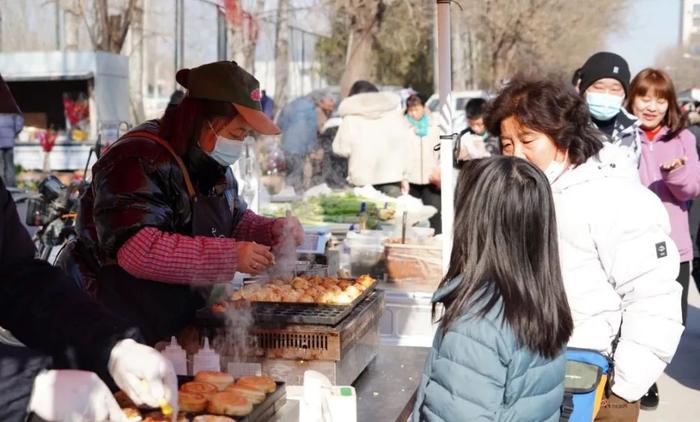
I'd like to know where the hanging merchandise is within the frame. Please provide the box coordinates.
[62,92,90,142]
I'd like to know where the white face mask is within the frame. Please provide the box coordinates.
[543,151,569,183]
[206,122,244,166]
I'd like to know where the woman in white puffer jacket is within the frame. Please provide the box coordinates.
[332,81,414,197]
[485,76,683,420]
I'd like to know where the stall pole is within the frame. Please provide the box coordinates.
[437,0,454,274]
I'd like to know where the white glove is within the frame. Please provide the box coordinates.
[28,370,126,422]
[108,339,178,412]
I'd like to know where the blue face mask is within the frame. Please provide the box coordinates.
[206,121,244,166]
[586,92,624,121]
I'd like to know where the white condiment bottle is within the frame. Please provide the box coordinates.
[160,336,187,376]
[192,337,221,373]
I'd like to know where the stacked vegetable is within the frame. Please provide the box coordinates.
[265,192,396,228]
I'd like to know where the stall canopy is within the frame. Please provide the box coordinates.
[0,50,130,135]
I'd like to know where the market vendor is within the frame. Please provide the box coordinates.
[1,178,177,422]
[72,61,304,345]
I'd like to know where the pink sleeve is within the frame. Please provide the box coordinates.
[116,227,238,285]
[663,130,700,202]
[233,209,279,246]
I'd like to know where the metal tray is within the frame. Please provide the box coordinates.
[177,376,286,422]
[200,278,377,327]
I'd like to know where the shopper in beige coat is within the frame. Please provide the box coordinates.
[332,81,413,197]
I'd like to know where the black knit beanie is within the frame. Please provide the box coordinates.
[578,52,631,96]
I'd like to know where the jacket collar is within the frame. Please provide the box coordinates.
[552,144,638,192]
[640,126,669,143]
[612,108,640,138]
[184,147,228,194]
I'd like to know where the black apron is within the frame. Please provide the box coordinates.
[95,132,243,345]
[0,344,52,422]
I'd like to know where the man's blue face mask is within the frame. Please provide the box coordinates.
[586,92,624,121]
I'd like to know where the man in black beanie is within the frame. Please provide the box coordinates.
[575,52,641,168]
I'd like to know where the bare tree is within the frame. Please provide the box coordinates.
[656,46,700,92]
[453,0,629,90]
[274,0,291,110]
[74,0,136,53]
[336,0,386,96]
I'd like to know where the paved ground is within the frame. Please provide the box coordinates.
[639,282,700,422]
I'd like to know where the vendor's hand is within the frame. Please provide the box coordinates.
[236,241,275,274]
[401,180,410,195]
[661,156,687,172]
[109,339,178,414]
[29,370,126,422]
[272,215,305,246]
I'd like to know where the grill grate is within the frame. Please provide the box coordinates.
[257,332,329,351]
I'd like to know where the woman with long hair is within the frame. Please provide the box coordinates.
[412,156,573,421]
[486,76,683,420]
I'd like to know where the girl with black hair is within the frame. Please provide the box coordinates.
[412,156,573,421]
[487,76,683,420]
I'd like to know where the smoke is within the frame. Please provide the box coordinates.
[266,213,298,280]
[214,294,255,363]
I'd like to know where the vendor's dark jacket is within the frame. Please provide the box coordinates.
[0,178,141,422]
[75,120,233,345]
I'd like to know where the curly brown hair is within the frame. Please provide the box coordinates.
[485,76,603,166]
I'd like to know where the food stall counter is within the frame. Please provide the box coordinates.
[268,345,429,422]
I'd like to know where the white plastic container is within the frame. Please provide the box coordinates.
[192,337,221,373]
[160,336,188,376]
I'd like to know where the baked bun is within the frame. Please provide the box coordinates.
[235,375,276,393]
[207,392,253,417]
[192,416,236,422]
[178,391,208,412]
[181,381,218,399]
[225,383,266,404]
[195,371,234,391]
[143,412,170,422]
[122,408,142,422]
[298,294,315,303]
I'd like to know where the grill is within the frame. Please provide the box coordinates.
[251,290,384,361]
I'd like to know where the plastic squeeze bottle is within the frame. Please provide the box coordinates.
[192,337,221,373]
[160,336,187,376]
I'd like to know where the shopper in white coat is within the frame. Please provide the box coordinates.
[332,80,413,197]
[486,77,683,421]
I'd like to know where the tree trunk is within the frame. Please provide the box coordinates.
[243,0,266,73]
[128,0,145,123]
[339,28,375,97]
[274,0,290,112]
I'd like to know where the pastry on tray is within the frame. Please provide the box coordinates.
[224,383,266,404]
[235,375,276,394]
[180,381,218,399]
[194,371,234,391]
[230,275,376,305]
[207,392,253,417]
[192,416,236,422]
[178,391,208,412]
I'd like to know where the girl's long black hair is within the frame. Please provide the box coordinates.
[435,156,573,359]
